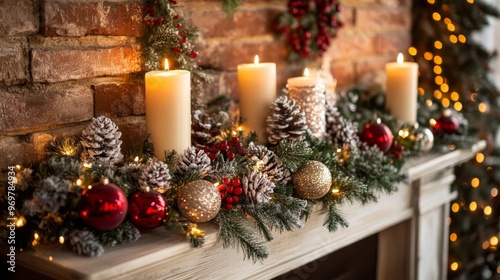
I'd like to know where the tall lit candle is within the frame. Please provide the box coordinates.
[385,53,419,124]
[237,55,276,143]
[286,68,326,139]
[145,59,191,159]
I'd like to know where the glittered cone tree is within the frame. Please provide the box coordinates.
[411,0,500,278]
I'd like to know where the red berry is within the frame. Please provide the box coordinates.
[232,137,239,143]
[232,196,239,203]
[226,197,233,204]
[232,178,241,187]
[222,178,230,185]
[227,186,234,193]
[220,192,225,200]
[233,187,243,195]
[224,203,233,210]
[175,23,182,29]
[218,184,226,191]
[227,152,236,160]
[190,50,198,59]
[209,153,216,160]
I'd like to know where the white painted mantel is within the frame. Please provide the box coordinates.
[12,141,486,280]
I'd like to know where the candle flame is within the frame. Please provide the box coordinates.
[303,68,310,77]
[397,53,404,63]
[164,59,169,70]
[254,55,259,64]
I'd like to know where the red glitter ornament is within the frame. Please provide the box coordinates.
[360,120,394,153]
[128,190,167,229]
[78,182,128,231]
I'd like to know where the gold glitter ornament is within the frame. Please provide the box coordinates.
[177,180,221,223]
[292,160,332,199]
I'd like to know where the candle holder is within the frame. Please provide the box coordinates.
[286,83,326,139]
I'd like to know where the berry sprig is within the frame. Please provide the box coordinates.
[275,0,344,61]
[389,140,405,160]
[143,0,199,71]
[218,177,243,210]
[203,137,246,161]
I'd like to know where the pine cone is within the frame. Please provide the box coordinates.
[177,146,211,177]
[98,221,141,247]
[191,110,229,149]
[246,142,291,184]
[81,116,123,165]
[266,96,308,145]
[325,100,360,149]
[139,158,171,193]
[242,170,275,205]
[23,176,71,215]
[70,230,104,257]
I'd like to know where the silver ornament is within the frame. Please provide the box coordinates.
[177,180,221,223]
[419,127,434,152]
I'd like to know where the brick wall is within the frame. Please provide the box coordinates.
[0,0,411,168]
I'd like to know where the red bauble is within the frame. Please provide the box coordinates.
[360,121,394,153]
[434,111,460,136]
[78,183,128,231]
[128,190,167,229]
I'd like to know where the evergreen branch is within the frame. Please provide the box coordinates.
[322,204,349,232]
[221,0,242,14]
[96,221,141,247]
[330,169,376,205]
[305,133,338,167]
[215,210,269,262]
[348,146,406,194]
[243,194,307,241]
[46,136,81,158]
[274,140,313,172]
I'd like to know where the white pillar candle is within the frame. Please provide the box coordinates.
[145,60,191,159]
[385,53,419,124]
[237,55,277,143]
[286,68,326,139]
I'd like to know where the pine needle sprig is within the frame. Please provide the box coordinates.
[242,194,307,241]
[96,221,141,247]
[274,140,313,172]
[322,204,349,232]
[216,210,269,263]
[348,146,406,194]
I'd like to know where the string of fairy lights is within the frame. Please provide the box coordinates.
[409,0,498,275]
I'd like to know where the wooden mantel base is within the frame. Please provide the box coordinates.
[7,141,486,280]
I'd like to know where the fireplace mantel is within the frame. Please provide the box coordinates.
[12,141,486,280]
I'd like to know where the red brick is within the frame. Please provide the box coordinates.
[355,7,411,34]
[31,45,142,83]
[375,33,411,56]
[187,8,280,38]
[199,39,288,70]
[327,34,376,61]
[94,81,145,118]
[0,0,38,36]
[44,2,144,37]
[378,0,412,8]
[113,116,146,153]
[344,0,378,7]
[0,38,28,85]
[354,56,391,85]
[0,84,93,133]
[331,61,356,89]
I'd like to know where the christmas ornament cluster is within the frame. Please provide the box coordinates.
[8,82,464,261]
[3,0,472,263]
